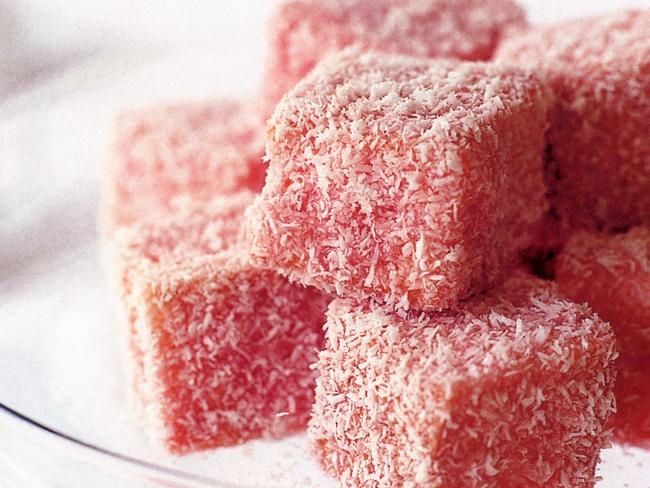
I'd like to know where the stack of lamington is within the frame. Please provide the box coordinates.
[102,1,650,486]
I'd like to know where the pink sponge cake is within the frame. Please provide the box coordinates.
[262,0,527,114]
[102,99,266,232]
[556,227,650,448]
[310,272,616,487]
[113,192,330,453]
[497,10,650,233]
[247,51,550,312]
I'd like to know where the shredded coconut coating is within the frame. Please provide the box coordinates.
[247,51,550,311]
[556,227,650,449]
[497,9,650,233]
[113,193,331,453]
[108,193,255,428]
[309,271,616,488]
[262,0,527,115]
[101,99,266,232]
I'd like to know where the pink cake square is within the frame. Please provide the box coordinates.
[497,10,650,233]
[247,51,550,311]
[113,192,331,453]
[556,227,650,448]
[102,99,266,232]
[262,0,527,115]
[310,272,616,487]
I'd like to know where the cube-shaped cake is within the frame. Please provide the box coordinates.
[247,51,550,311]
[310,272,616,487]
[556,226,650,448]
[497,10,650,232]
[113,193,331,453]
[102,99,266,232]
[262,0,527,114]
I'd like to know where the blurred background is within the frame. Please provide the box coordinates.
[0,0,275,97]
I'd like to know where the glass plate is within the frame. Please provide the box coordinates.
[1,5,649,486]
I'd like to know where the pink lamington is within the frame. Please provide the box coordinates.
[113,192,330,453]
[556,227,650,448]
[247,51,550,311]
[262,0,527,115]
[497,10,650,232]
[102,99,266,232]
[310,272,616,488]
